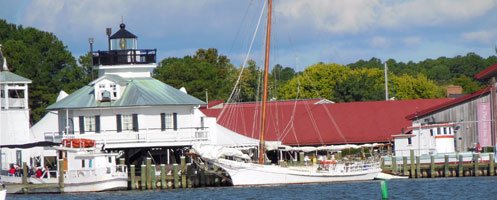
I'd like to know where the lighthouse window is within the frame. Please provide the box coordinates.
[85,116,96,132]
[408,137,412,145]
[122,115,133,131]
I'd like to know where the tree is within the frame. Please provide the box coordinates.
[333,68,385,102]
[0,20,88,123]
[391,74,444,99]
[154,48,235,102]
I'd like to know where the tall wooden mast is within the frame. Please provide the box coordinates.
[259,0,272,164]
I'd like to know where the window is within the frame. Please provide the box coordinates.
[407,137,412,145]
[430,129,434,136]
[443,127,447,135]
[110,83,117,98]
[82,160,86,168]
[165,113,173,130]
[122,115,133,131]
[437,127,441,135]
[85,116,96,132]
[99,84,105,89]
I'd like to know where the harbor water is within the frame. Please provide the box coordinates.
[8,176,497,200]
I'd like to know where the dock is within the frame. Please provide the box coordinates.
[381,150,496,178]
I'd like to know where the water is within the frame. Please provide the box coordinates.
[8,176,497,200]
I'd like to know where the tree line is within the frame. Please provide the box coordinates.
[1,19,496,123]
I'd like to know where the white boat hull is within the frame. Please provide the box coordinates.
[211,159,381,186]
[0,189,5,200]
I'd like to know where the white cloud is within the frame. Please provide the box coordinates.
[370,36,390,48]
[462,29,497,44]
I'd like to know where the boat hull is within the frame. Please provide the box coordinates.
[0,189,5,200]
[211,159,381,186]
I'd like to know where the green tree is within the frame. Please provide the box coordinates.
[154,48,235,101]
[391,74,444,99]
[333,68,385,102]
[0,20,88,123]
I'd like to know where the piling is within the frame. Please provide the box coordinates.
[430,155,435,178]
[458,155,463,177]
[380,181,389,200]
[181,156,187,188]
[151,165,156,190]
[490,153,495,176]
[391,156,397,174]
[299,152,305,165]
[58,159,65,190]
[444,154,449,177]
[173,164,179,188]
[337,151,342,160]
[22,162,28,185]
[415,156,420,178]
[119,158,125,166]
[140,165,146,190]
[409,150,415,178]
[186,163,193,188]
[402,156,408,176]
[474,153,479,176]
[130,165,136,190]
[160,164,166,189]
[146,158,152,189]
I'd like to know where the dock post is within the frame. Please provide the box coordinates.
[130,165,136,190]
[151,164,156,190]
[160,164,166,189]
[444,154,449,177]
[173,163,179,189]
[458,154,463,177]
[119,158,125,166]
[181,156,186,188]
[186,163,193,188]
[140,164,146,190]
[490,153,495,176]
[416,156,421,178]
[22,162,28,185]
[410,150,415,178]
[474,153,479,176]
[337,151,342,160]
[299,152,304,165]
[146,158,152,189]
[430,155,435,177]
[391,156,397,174]
[58,159,65,190]
[402,156,408,176]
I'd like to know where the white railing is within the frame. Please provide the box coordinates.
[44,128,209,146]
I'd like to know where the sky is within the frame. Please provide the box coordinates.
[1,0,497,71]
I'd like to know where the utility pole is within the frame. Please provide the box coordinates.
[384,62,389,101]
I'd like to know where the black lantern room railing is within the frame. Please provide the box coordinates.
[92,49,156,66]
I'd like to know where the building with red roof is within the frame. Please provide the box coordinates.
[201,98,452,146]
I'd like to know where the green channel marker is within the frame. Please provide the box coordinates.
[381,180,389,200]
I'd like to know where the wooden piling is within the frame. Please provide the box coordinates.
[173,164,179,188]
[430,155,435,178]
[22,162,28,185]
[140,165,146,190]
[391,156,397,174]
[410,150,415,178]
[130,165,136,190]
[58,159,65,190]
[186,163,193,188]
[402,156,408,176]
[487,153,494,176]
[181,156,186,188]
[160,164,166,189]
[458,154,463,177]
[416,156,420,178]
[474,153,479,176]
[299,152,304,165]
[146,158,152,189]
[151,164,156,189]
[444,154,449,177]
[119,158,125,166]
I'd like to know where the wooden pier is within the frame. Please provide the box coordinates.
[381,150,496,178]
[128,156,230,190]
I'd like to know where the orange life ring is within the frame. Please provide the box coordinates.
[62,138,96,148]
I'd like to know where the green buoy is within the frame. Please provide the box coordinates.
[380,180,389,200]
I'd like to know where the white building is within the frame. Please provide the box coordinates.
[393,122,456,157]
[44,23,258,165]
[0,45,35,171]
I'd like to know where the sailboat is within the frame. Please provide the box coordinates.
[194,0,381,186]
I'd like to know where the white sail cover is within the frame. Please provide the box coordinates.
[193,144,251,160]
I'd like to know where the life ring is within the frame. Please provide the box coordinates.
[62,138,96,148]
[319,160,337,165]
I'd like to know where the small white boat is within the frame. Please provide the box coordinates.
[0,183,6,200]
[1,139,127,193]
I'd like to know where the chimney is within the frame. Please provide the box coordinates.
[446,85,463,98]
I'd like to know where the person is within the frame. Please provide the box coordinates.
[35,167,43,178]
[476,142,482,153]
[8,165,15,176]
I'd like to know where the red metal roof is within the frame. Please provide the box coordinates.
[475,63,497,80]
[406,86,491,120]
[201,98,452,145]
